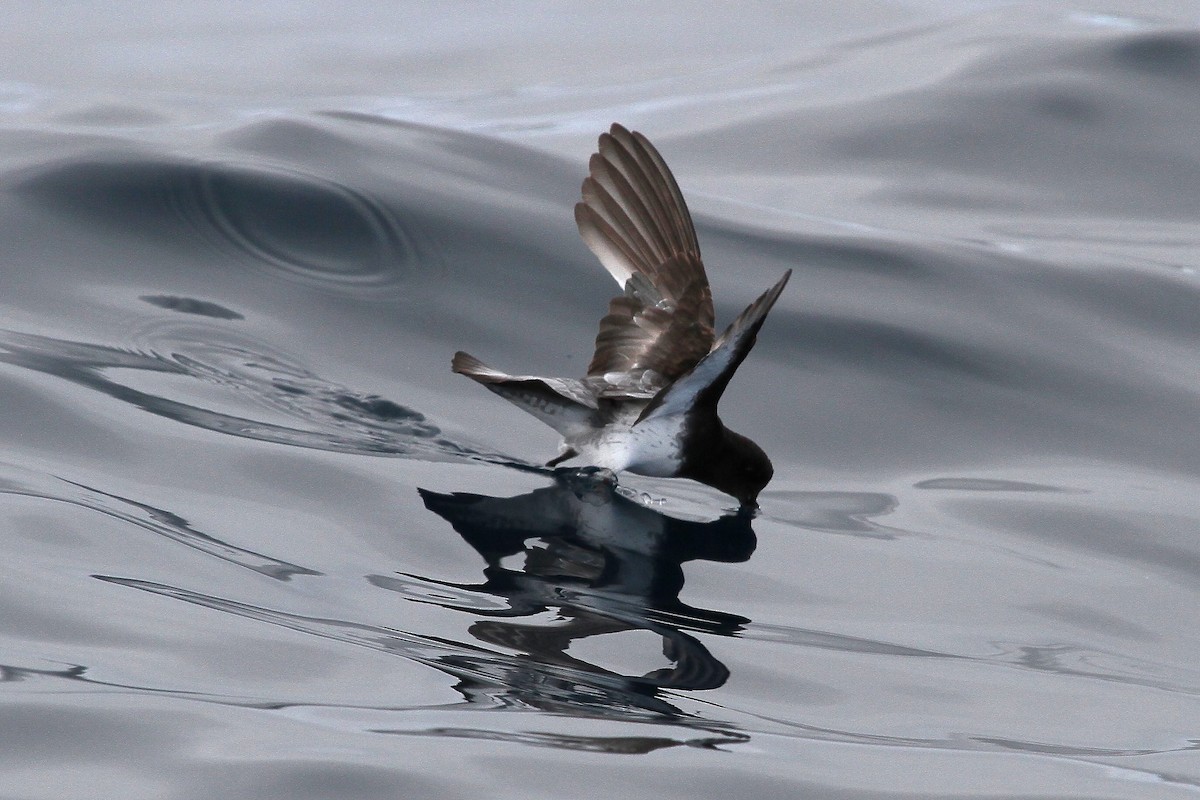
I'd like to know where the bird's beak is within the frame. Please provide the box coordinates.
[736,498,760,516]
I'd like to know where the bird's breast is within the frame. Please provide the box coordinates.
[585,415,684,477]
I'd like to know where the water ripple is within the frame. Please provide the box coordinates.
[14,155,432,298]
[0,462,317,580]
[767,490,907,539]
[0,326,524,467]
[95,576,713,723]
[191,162,422,296]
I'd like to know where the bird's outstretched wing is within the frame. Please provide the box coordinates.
[575,124,715,385]
[636,269,791,425]
[452,351,598,437]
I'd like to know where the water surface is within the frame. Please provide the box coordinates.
[2,3,1200,798]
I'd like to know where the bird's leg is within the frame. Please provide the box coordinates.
[545,444,579,467]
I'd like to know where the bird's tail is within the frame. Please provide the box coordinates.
[452,351,508,384]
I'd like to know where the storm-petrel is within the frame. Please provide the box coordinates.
[453,123,790,509]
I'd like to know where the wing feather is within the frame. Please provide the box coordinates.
[587,155,667,264]
[636,270,792,424]
[575,123,714,383]
[575,203,640,286]
[616,125,701,255]
[452,351,599,437]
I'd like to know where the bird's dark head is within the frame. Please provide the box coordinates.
[684,426,774,512]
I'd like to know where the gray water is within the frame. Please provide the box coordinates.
[3,3,1200,798]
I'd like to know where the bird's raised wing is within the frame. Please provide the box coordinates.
[575,124,715,384]
[636,269,791,425]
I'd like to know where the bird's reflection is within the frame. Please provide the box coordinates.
[395,468,755,722]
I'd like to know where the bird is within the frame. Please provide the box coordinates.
[452,123,790,510]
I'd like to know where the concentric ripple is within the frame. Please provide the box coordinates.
[190,162,422,296]
[14,155,429,298]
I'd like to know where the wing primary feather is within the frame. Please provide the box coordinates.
[630,128,700,254]
[574,202,639,286]
[607,125,693,256]
[587,155,669,267]
[581,175,661,271]
[599,130,684,262]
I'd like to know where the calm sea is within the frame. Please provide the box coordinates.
[2,3,1199,798]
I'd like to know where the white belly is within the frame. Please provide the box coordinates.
[577,415,684,477]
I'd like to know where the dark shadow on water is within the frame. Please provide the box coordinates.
[374,469,756,721]
[138,295,244,320]
[393,470,753,700]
